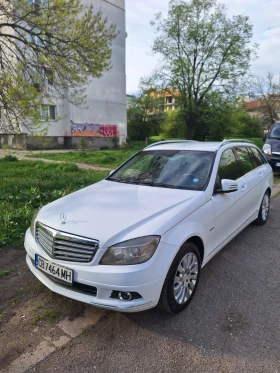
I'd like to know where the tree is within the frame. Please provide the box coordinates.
[249,73,280,130]
[160,91,262,140]
[148,0,257,140]
[0,0,117,133]
[161,109,185,138]
[127,93,166,141]
[229,109,262,138]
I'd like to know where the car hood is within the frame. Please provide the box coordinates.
[36,180,206,248]
[267,138,280,152]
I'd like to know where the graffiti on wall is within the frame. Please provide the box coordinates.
[66,122,118,137]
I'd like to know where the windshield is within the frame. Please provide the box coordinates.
[108,150,215,190]
[270,123,280,139]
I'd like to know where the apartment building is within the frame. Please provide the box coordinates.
[7,0,127,141]
[149,89,180,112]
[61,0,127,141]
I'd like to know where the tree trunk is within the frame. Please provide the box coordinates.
[185,111,197,140]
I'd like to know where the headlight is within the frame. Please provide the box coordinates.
[100,236,160,265]
[263,144,271,155]
[30,209,40,237]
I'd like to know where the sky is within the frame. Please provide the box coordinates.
[125,0,280,94]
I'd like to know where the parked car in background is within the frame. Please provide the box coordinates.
[25,139,273,314]
[263,122,280,172]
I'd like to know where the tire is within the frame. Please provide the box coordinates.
[255,190,270,225]
[158,241,201,314]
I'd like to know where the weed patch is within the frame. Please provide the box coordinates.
[31,309,60,324]
[2,155,18,162]
[0,268,16,277]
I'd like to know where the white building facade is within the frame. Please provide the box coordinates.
[46,0,126,141]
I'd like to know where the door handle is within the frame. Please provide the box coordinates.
[259,172,264,177]
[241,184,247,192]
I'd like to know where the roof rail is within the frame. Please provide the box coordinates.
[144,140,199,149]
[219,138,254,149]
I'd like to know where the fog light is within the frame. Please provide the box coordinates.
[118,291,132,301]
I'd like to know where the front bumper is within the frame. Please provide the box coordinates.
[24,229,177,312]
[265,154,280,171]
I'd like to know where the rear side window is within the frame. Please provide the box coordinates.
[218,148,241,180]
[250,147,267,165]
[249,148,266,167]
[234,147,255,176]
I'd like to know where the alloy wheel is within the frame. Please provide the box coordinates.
[173,252,198,304]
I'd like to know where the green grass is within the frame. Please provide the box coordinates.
[25,138,264,168]
[274,174,280,185]
[0,268,16,277]
[0,160,108,247]
[26,143,148,169]
[246,138,263,149]
[31,309,60,324]
[24,139,181,169]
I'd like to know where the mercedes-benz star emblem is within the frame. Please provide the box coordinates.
[60,213,67,224]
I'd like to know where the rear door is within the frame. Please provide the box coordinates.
[234,146,264,222]
[211,147,244,252]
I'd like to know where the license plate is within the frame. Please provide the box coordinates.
[35,254,73,285]
[276,162,280,167]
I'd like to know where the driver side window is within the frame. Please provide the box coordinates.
[215,148,240,192]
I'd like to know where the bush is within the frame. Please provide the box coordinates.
[2,155,18,162]
[78,137,87,150]
[111,136,119,148]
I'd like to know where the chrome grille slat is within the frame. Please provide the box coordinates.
[53,245,94,255]
[52,250,91,259]
[39,243,52,256]
[35,222,99,263]
[37,232,53,249]
[36,231,53,255]
[37,228,53,242]
[54,240,97,251]
[54,256,90,262]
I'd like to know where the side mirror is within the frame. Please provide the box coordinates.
[263,134,267,141]
[217,179,238,194]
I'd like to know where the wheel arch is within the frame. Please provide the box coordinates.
[184,236,205,263]
[266,187,271,197]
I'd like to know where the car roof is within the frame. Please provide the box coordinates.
[143,139,255,152]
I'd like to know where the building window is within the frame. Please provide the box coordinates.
[29,0,48,11]
[43,68,54,85]
[40,105,56,120]
[166,96,173,104]
[31,0,41,11]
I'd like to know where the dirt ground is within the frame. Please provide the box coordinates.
[0,248,88,371]
[0,149,113,171]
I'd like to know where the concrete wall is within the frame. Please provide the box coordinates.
[0,134,114,150]
[69,137,114,149]
[0,134,26,148]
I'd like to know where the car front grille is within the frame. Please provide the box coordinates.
[35,222,99,263]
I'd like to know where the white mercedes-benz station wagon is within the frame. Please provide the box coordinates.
[25,140,273,313]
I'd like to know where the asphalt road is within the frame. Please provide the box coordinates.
[27,195,280,373]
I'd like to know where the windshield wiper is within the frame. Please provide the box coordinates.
[153,182,178,189]
[108,177,137,184]
[135,181,178,189]
[109,178,179,189]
